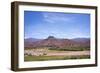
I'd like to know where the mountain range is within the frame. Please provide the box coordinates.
[24,36,90,48]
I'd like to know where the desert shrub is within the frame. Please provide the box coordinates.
[43,53,47,55]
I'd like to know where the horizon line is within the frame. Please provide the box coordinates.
[24,36,90,39]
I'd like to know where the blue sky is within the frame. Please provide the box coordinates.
[24,11,90,39]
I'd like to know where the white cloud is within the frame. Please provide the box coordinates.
[42,12,74,24]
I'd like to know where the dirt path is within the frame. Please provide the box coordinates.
[46,51,90,56]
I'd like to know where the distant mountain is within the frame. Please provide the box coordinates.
[71,38,90,43]
[24,38,42,48]
[24,36,90,48]
[25,38,42,42]
[71,38,90,47]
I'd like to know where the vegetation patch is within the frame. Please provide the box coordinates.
[24,55,90,61]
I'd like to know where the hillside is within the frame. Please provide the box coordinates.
[24,36,90,48]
